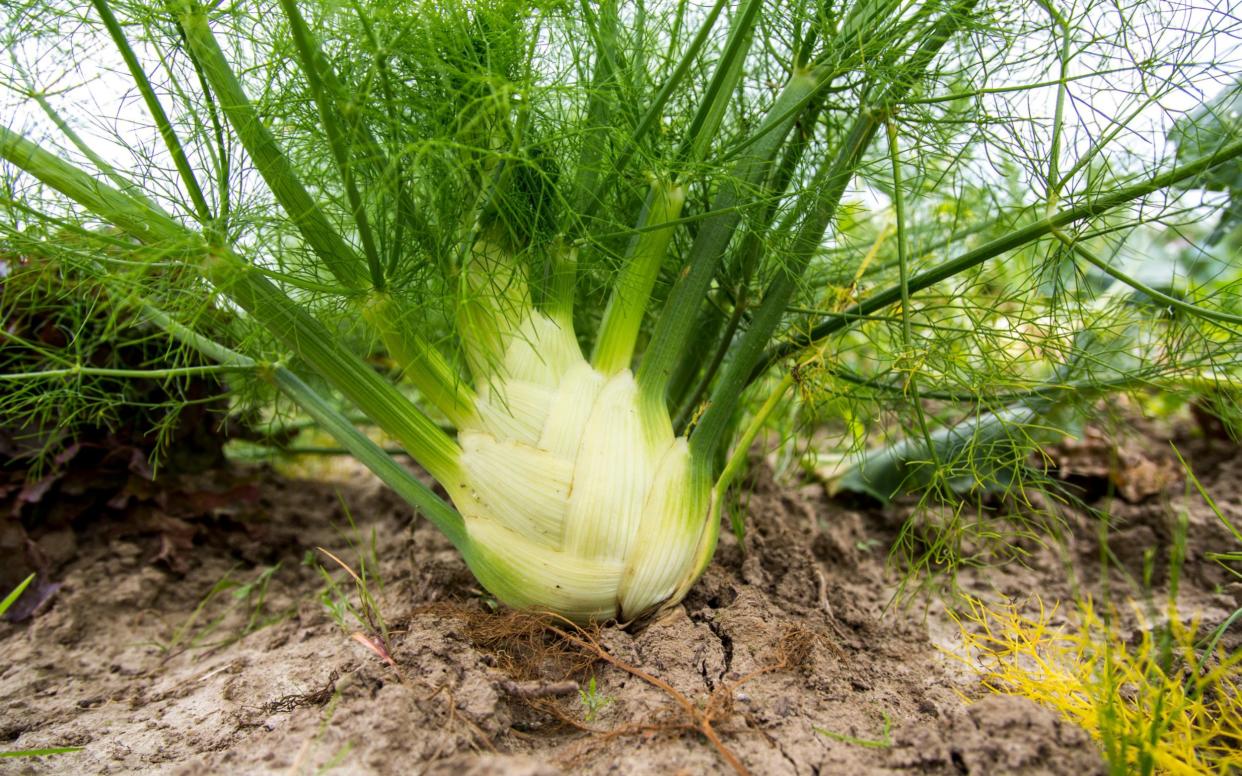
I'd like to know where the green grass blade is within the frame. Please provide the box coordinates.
[0,574,36,618]
[0,748,84,759]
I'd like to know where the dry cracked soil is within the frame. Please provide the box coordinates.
[2,423,1239,775]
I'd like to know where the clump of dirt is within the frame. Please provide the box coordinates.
[5,414,1238,775]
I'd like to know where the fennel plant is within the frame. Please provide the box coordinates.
[1,0,1240,621]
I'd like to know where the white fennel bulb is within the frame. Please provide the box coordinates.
[452,306,714,623]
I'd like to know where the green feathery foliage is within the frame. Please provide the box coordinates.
[1,0,1240,619]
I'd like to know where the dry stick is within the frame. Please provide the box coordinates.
[499,680,580,699]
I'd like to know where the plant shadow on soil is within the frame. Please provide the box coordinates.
[1,424,1238,775]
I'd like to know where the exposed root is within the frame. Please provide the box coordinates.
[413,604,812,775]
[450,607,602,682]
[435,684,499,755]
[546,615,814,776]
[262,669,341,714]
[814,566,851,641]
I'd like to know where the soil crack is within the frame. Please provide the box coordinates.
[707,617,734,684]
[699,656,716,691]
[775,736,800,775]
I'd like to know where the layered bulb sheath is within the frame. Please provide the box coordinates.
[450,303,713,623]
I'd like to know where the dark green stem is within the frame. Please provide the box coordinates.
[638,69,821,401]
[676,0,766,166]
[689,112,879,460]
[0,125,187,243]
[691,0,980,461]
[573,0,728,229]
[569,0,619,218]
[271,368,466,549]
[203,254,464,485]
[887,118,940,470]
[1053,229,1242,329]
[91,0,213,222]
[178,4,367,288]
[278,0,385,289]
[756,134,1242,377]
[175,21,232,227]
[147,308,466,548]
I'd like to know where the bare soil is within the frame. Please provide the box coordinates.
[1,423,1238,775]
